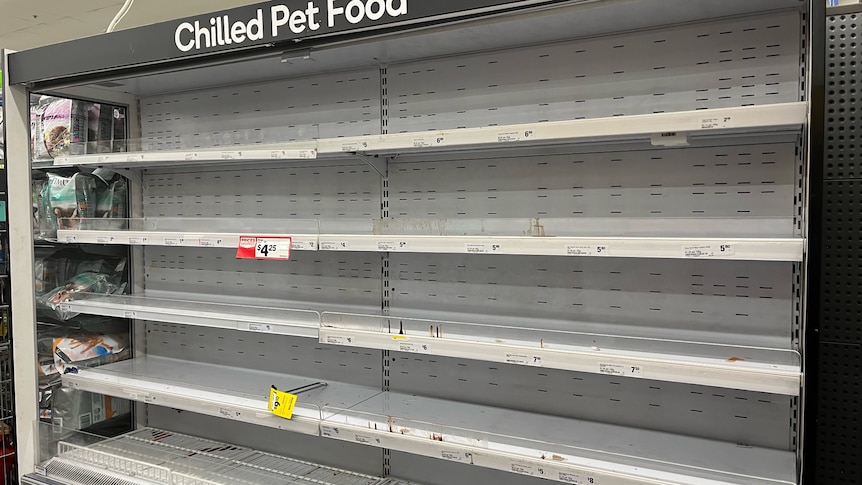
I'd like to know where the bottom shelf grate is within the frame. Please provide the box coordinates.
[43,427,417,485]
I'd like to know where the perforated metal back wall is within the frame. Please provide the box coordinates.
[145,164,380,218]
[814,10,862,484]
[387,12,802,132]
[389,254,792,348]
[389,141,798,226]
[148,323,382,387]
[387,353,792,449]
[141,69,380,148]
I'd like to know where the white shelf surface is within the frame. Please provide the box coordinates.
[59,290,800,394]
[60,356,795,485]
[61,356,380,436]
[320,102,807,155]
[321,393,796,485]
[320,311,801,395]
[49,103,805,169]
[60,292,323,338]
[52,142,318,168]
[320,217,803,261]
[43,426,414,485]
[57,217,320,251]
[56,216,804,261]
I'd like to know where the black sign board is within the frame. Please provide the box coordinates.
[9,0,569,85]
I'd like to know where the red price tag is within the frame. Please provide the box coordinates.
[236,236,292,260]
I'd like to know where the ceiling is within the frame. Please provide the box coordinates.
[0,0,261,51]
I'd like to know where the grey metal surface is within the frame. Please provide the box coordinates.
[143,163,380,219]
[388,141,799,230]
[386,12,802,132]
[145,248,381,309]
[386,352,793,450]
[140,70,380,149]
[148,323,382,388]
[388,253,793,348]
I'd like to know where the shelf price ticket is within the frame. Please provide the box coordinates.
[237,236,292,260]
[268,386,298,419]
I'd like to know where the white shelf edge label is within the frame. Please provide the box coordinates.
[96,236,114,244]
[218,407,243,420]
[412,135,446,148]
[566,245,610,256]
[123,311,137,319]
[342,141,369,152]
[164,237,183,246]
[598,363,644,378]
[320,241,350,251]
[248,323,274,333]
[497,129,535,143]
[325,335,353,345]
[354,433,381,445]
[466,243,502,254]
[320,425,339,438]
[64,235,77,243]
[441,450,471,463]
[391,336,430,353]
[701,116,732,129]
[510,460,547,477]
[199,237,224,247]
[650,131,689,147]
[59,303,72,313]
[505,353,543,367]
[683,243,734,258]
[378,241,408,252]
[292,240,315,251]
[237,236,292,260]
[556,470,600,484]
[128,236,148,245]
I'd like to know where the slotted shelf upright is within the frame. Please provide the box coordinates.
[3,0,815,484]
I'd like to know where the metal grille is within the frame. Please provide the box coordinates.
[45,428,410,485]
[815,10,862,484]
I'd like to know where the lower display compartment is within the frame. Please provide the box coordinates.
[62,356,797,485]
[30,425,415,485]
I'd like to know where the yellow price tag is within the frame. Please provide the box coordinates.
[392,335,407,340]
[268,387,297,419]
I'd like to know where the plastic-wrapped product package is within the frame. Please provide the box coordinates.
[112,107,127,153]
[30,96,51,162]
[41,172,99,237]
[35,247,127,321]
[52,388,131,432]
[40,97,89,158]
[37,332,128,376]
[39,268,127,321]
[86,104,101,154]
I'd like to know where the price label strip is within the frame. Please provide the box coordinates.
[683,243,734,258]
[268,382,327,420]
[237,236,293,260]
